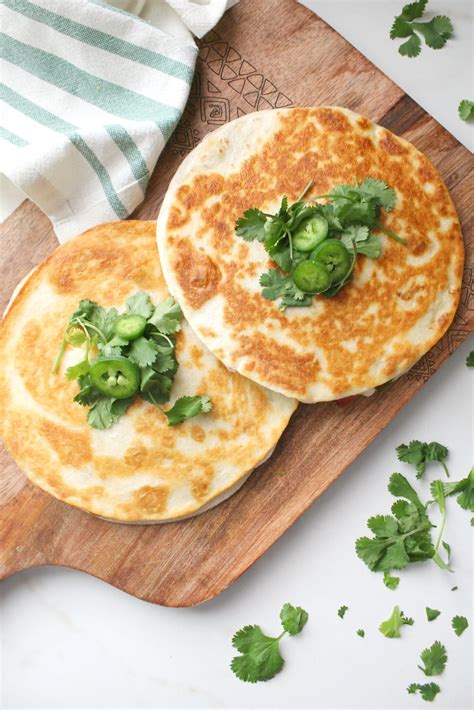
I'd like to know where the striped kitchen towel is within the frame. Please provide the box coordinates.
[0,0,226,241]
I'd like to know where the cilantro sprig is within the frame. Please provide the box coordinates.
[236,177,404,310]
[458,101,474,122]
[432,467,474,513]
[418,641,447,676]
[379,606,414,638]
[230,603,308,683]
[54,293,212,429]
[407,682,441,702]
[396,440,450,478]
[390,1,453,57]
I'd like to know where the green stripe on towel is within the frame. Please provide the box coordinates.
[1,33,181,140]
[0,83,128,219]
[0,126,29,146]
[3,0,194,84]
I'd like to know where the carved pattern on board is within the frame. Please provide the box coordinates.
[169,30,293,155]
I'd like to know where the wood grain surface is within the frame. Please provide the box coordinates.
[1,0,473,606]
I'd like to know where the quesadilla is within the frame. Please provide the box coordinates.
[157,107,464,402]
[0,221,296,522]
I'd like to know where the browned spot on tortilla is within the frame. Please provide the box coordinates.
[172,240,221,309]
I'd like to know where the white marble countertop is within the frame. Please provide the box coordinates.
[1,2,472,708]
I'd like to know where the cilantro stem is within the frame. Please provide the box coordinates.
[296,179,314,202]
[51,337,66,374]
[287,229,294,261]
[76,318,106,342]
[440,461,450,478]
[376,222,407,245]
[153,332,174,348]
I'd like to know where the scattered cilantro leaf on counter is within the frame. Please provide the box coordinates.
[434,467,474,513]
[383,572,400,590]
[390,1,453,57]
[230,603,308,683]
[338,605,349,619]
[396,440,450,478]
[407,682,441,702]
[54,293,211,429]
[459,101,474,122]
[451,615,468,637]
[164,396,212,427]
[418,641,447,676]
[280,603,309,635]
[451,586,458,591]
[466,350,474,366]
[379,606,414,638]
[356,629,365,638]
[356,473,435,579]
[426,607,441,622]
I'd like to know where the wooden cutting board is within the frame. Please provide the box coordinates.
[1,0,473,606]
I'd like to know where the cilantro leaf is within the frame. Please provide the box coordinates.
[360,178,397,211]
[407,682,441,702]
[356,629,365,638]
[235,209,267,242]
[383,572,400,590]
[396,440,449,478]
[452,615,468,636]
[437,467,474,512]
[400,0,428,22]
[337,605,349,619]
[341,227,382,259]
[466,350,474,366]
[280,603,308,635]
[126,291,154,319]
[87,396,134,429]
[413,16,453,50]
[459,101,474,122]
[164,395,212,426]
[426,607,441,622]
[88,305,119,342]
[148,296,183,334]
[140,372,174,405]
[73,374,98,406]
[231,627,284,683]
[230,603,308,683]
[379,606,414,638]
[418,641,447,676]
[128,336,159,368]
[65,360,90,381]
[260,269,311,310]
[399,34,422,57]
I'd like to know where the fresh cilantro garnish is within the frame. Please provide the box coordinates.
[125,291,154,319]
[396,440,449,478]
[338,605,349,619]
[434,467,474,513]
[383,572,400,590]
[407,682,441,702]
[379,605,414,638]
[390,2,453,57]
[459,101,474,122]
[356,473,435,578]
[259,269,311,310]
[87,396,134,430]
[426,607,441,622]
[164,396,212,426]
[451,615,468,636]
[236,177,403,310]
[418,641,447,676]
[54,293,211,430]
[230,603,308,683]
[466,350,474,366]
[356,629,365,638]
